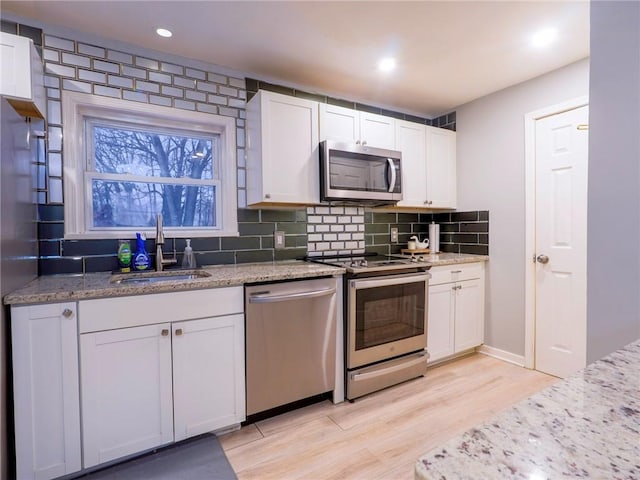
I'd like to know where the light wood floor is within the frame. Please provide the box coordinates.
[219,353,557,480]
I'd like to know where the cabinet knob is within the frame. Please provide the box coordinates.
[536,254,550,264]
[175,328,183,336]
[161,329,169,336]
[265,193,271,199]
[356,140,361,145]
[62,308,73,318]
[362,140,367,146]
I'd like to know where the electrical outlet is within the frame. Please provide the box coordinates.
[390,227,399,243]
[274,230,285,250]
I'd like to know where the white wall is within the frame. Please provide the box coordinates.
[455,59,590,357]
[587,1,640,362]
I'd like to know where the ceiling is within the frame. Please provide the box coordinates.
[2,1,590,117]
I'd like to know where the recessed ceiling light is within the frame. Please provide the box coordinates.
[156,28,173,38]
[378,57,396,73]
[531,28,557,47]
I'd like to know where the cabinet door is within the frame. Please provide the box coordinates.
[427,283,455,363]
[249,90,319,204]
[395,120,427,207]
[453,278,485,352]
[11,303,81,480]
[173,314,245,441]
[426,126,456,208]
[319,103,360,143]
[359,111,395,149]
[80,323,173,468]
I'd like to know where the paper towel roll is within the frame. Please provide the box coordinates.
[429,222,440,254]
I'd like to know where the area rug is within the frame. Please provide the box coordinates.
[80,434,237,480]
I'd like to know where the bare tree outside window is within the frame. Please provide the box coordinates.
[90,123,219,229]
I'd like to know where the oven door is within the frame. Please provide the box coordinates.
[347,272,429,369]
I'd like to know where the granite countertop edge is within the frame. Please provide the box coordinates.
[4,254,488,305]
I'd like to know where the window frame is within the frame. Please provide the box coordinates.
[61,91,238,239]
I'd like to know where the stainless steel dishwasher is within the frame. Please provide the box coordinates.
[245,277,337,416]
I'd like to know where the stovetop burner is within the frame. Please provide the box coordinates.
[306,253,430,274]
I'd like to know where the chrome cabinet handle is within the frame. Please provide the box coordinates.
[175,328,183,336]
[536,254,549,264]
[451,270,462,274]
[62,308,73,318]
[249,287,336,304]
[161,329,169,336]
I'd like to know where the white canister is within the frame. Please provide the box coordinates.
[429,222,440,253]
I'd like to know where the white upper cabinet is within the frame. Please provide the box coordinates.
[395,120,427,207]
[0,32,46,119]
[246,90,319,205]
[319,103,396,149]
[425,126,457,209]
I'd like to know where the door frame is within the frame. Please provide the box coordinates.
[524,96,589,369]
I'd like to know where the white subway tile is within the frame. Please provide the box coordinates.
[185,90,206,102]
[353,233,365,240]
[237,168,246,188]
[107,75,133,89]
[207,72,227,84]
[196,103,217,114]
[197,82,217,93]
[135,57,158,70]
[161,63,183,75]
[229,77,245,88]
[48,152,62,177]
[94,60,120,74]
[237,148,245,167]
[219,107,239,118]
[207,94,227,105]
[44,75,60,88]
[307,243,316,252]
[238,90,247,100]
[47,88,60,99]
[353,215,364,223]
[237,188,247,208]
[315,225,330,232]
[135,80,160,93]
[330,225,344,232]
[338,216,352,224]
[323,216,337,223]
[186,68,206,80]
[308,234,323,242]
[78,69,106,83]
[44,35,74,51]
[161,85,183,97]
[330,207,344,215]
[307,225,315,233]
[47,100,61,125]
[330,241,345,250]
[345,224,358,232]
[149,95,171,106]
[308,215,322,223]
[94,85,120,98]
[107,50,133,64]
[237,119,245,128]
[345,241,359,249]
[49,178,63,203]
[122,65,145,78]
[338,233,352,241]
[229,98,245,109]
[46,63,75,78]
[345,207,359,215]
[148,71,171,84]
[307,206,315,214]
[123,90,148,103]
[78,43,105,58]
[174,99,195,111]
[237,129,245,147]
[358,224,365,231]
[43,49,59,62]
[315,207,330,214]
[48,126,62,150]
[173,76,196,89]
[218,85,238,97]
[316,242,330,251]
[62,79,91,93]
[323,233,337,241]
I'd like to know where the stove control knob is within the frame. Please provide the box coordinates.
[417,256,426,262]
[360,259,368,267]
[350,260,359,267]
[411,256,418,263]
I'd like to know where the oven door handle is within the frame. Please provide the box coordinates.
[350,352,428,382]
[248,287,336,303]
[387,158,397,193]
[351,273,430,290]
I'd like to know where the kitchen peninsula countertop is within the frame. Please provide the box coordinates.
[415,338,640,480]
[4,253,488,305]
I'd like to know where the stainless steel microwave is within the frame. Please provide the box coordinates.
[319,140,402,204]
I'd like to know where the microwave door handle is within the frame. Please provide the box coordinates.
[387,158,396,193]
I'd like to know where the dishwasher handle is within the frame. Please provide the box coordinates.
[248,286,336,304]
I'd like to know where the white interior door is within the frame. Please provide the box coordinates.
[534,105,588,378]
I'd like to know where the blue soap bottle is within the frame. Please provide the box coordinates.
[133,233,151,271]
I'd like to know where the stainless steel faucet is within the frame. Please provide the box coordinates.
[155,214,176,271]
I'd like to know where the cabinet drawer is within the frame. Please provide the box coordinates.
[429,262,483,285]
[79,287,244,333]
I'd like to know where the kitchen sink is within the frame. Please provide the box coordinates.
[110,269,211,285]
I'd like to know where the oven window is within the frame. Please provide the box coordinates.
[329,151,389,192]
[355,282,425,350]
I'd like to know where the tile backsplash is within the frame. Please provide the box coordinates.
[18,23,471,275]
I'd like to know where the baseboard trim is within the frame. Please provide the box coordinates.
[476,345,525,367]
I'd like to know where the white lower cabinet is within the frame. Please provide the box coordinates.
[427,263,485,363]
[11,302,81,480]
[172,314,245,441]
[79,287,246,469]
[80,323,174,468]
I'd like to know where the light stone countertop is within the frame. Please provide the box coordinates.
[415,338,640,480]
[3,253,488,306]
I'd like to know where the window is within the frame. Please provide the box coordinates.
[62,91,237,239]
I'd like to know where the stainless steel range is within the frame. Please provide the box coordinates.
[308,254,431,400]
